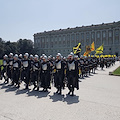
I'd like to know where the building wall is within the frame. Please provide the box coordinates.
[34,21,120,57]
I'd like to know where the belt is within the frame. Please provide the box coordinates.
[42,70,47,73]
[13,68,18,70]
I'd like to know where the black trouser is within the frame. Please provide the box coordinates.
[21,68,30,88]
[7,67,13,80]
[41,71,50,90]
[2,67,8,82]
[67,70,79,94]
[67,73,76,94]
[32,70,39,88]
[54,71,63,92]
[12,68,20,86]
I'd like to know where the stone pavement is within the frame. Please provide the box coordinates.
[0,62,120,120]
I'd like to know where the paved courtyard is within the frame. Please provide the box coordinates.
[0,62,120,120]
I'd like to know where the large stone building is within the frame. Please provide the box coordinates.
[34,21,120,57]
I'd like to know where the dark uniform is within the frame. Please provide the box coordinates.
[12,56,21,87]
[40,58,51,92]
[79,58,85,78]
[7,57,13,83]
[32,58,40,90]
[21,57,31,89]
[100,57,104,70]
[66,55,79,96]
[54,59,65,94]
[1,57,8,83]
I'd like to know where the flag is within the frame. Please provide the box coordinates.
[86,45,91,54]
[95,44,103,54]
[91,42,95,51]
[73,43,81,55]
[83,52,88,56]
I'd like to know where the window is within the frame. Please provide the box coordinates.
[81,33,84,39]
[86,32,90,39]
[97,32,100,38]
[71,34,75,46]
[46,37,49,48]
[59,36,61,47]
[109,31,112,37]
[51,37,53,48]
[115,38,119,44]
[91,32,95,39]
[55,36,57,45]
[76,33,79,44]
[115,30,119,36]
[63,35,66,46]
[103,32,106,38]
[67,35,70,47]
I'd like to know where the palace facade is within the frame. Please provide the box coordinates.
[34,21,120,56]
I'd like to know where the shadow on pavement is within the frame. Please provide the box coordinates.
[26,90,50,98]
[15,89,29,95]
[49,93,64,102]
[37,91,50,98]
[49,93,79,104]
[5,86,18,92]
[63,94,79,105]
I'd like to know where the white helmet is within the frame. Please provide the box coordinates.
[9,53,13,57]
[19,54,22,58]
[43,55,47,61]
[30,54,33,58]
[4,54,8,58]
[14,54,18,58]
[35,54,39,59]
[24,53,29,58]
[42,54,45,57]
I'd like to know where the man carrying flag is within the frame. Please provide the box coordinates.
[73,43,81,57]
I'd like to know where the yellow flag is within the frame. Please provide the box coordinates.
[73,43,81,54]
[91,42,95,51]
[95,44,103,54]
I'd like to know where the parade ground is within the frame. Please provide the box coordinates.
[0,62,120,120]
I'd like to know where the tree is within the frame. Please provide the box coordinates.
[0,38,37,59]
[4,41,18,55]
[17,39,36,55]
[0,38,5,58]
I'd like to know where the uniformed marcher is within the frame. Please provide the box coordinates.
[32,55,40,90]
[54,53,65,95]
[79,56,85,79]
[40,56,51,92]
[7,53,14,83]
[100,57,104,70]
[66,52,79,96]
[21,53,31,89]
[12,54,21,88]
[84,56,89,77]
[1,55,8,83]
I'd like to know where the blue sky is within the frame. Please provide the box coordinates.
[0,0,120,42]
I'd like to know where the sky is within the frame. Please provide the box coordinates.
[0,0,120,42]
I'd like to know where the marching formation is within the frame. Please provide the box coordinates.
[0,52,116,96]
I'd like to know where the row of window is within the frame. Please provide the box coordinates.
[35,29,119,44]
[35,37,119,48]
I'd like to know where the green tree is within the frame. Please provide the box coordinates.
[17,39,36,54]
[0,38,5,58]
